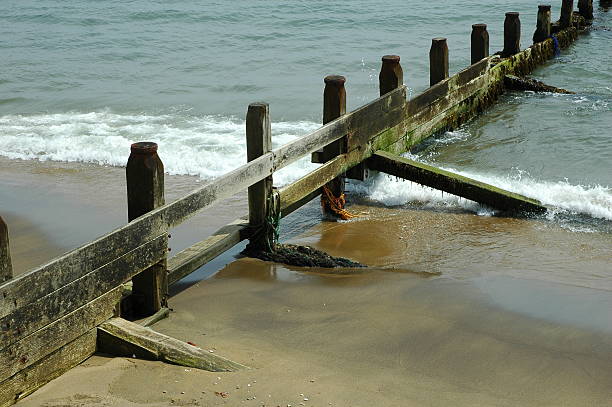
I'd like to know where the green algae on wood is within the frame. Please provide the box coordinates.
[367,151,547,214]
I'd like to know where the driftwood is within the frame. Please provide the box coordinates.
[98,318,246,372]
[504,75,575,94]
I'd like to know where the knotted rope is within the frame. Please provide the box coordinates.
[321,185,357,220]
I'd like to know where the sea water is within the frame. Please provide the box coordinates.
[0,1,610,248]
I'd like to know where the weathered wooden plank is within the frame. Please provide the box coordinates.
[167,219,249,285]
[274,85,406,170]
[367,151,547,213]
[98,318,247,372]
[0,214,165,318]
[279,148,367,216]
[139,307,170,327]
[0,329,97,407]
[0,287,121,382]
[0,235,166,350]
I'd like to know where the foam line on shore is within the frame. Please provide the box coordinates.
[0,110,320,185]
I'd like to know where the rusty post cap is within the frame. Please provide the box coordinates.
[130,142,158,155]
[382,55,400,63]
[324,75,346,86]
[472,23,487,31]
[506,12,520,17]
[538,5,552,11]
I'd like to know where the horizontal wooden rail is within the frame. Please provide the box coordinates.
[168,219,249,285]
[0,235,167,349]
[0,287,122,383]
[0,329,98,406]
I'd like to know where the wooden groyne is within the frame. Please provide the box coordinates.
[0,2,597,404]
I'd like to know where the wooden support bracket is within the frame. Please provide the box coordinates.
[366,151,547,214]
[97,317,247,372]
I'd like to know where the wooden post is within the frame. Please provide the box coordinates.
[321,75,347,216]
[379,55,403,96]
[126,142,167,317]
[0,216,13,284]
[502,12,521,57]
[245,102,273,251]
[560,0,574,28]
[533,5,552,43]
[578,0,594,20]
[429,38,449,86]
[471,24,489,64]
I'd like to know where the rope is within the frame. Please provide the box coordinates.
[551,34,561,57]
[246,189,281,253]
[321,185,357,220]
[264,190,281,252]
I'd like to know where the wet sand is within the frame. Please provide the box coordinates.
[3,158,612,406]
[18,260,612,406]
[0,156,248,278]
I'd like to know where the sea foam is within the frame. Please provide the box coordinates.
[1,111,610,222]
[0,110,320,185]
[352,153,612,221]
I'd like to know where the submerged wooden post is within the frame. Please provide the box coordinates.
[534,5,552,43]
[0,216,13,283]
[246,102,273,251]
[126,142,167,317]
[429,38,449,86]
[502,12,521,57]
[321,75,347,216]
[379,55,403,96]
[471,24,489,64]
[578,0,594,20]
[560,0,574,28]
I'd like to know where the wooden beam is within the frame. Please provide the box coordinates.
[471,24,489,64]
[98,318,246,372]
[0,235,166,350]
[167,219,249,285]
[139,307,170,327]
[246,102,274,251]
[430,38,449,86]
[275,85,406,169]
[126,142,168,316]
[367,151,547,214]
[502,12,521,58]
[0,329,97,407]
[0,213,165,319]
[280,148,367,216]
[0,288,121,382]
[0,216,12,284]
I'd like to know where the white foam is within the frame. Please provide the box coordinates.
[352,153,612,221]
[0,110,320,185]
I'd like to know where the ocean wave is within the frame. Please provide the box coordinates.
[353,153,612,222]
[0,110,320,185]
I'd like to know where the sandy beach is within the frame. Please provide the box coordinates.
[3,158,611,406]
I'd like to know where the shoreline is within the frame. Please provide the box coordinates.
[18,261,612,406]
[1,156,611,406]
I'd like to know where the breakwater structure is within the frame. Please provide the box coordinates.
[0,1,602,404]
